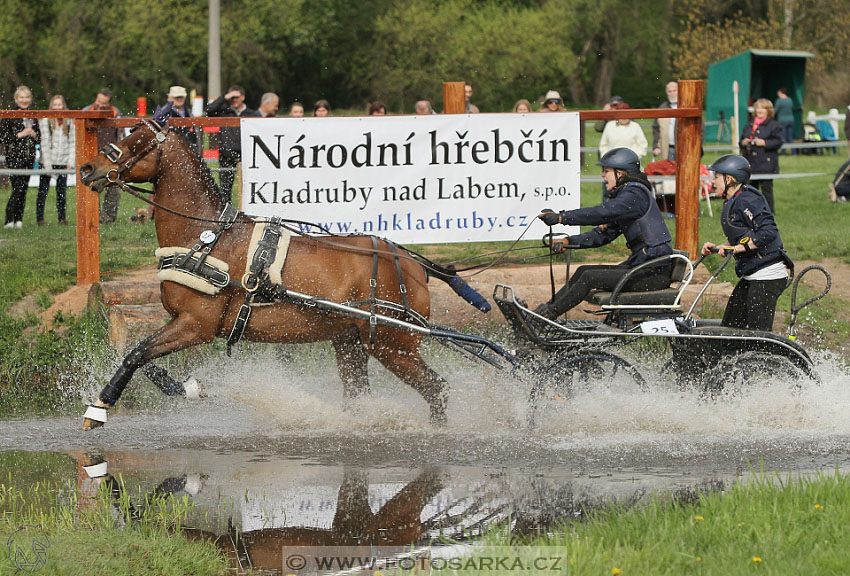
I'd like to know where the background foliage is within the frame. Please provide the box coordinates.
[0,0,848,113]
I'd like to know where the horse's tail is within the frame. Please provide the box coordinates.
[415,256,491,313]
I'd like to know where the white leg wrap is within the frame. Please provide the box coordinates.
[83,405,108,423]
[83,461,109,478]
[183,377,204,399]
[184,473,202,496]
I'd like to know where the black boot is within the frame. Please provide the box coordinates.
[534,301,559,320]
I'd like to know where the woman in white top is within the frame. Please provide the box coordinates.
[37,95,75,225]
[599,106,648,158]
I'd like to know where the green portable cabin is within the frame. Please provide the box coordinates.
[706,49,814,143]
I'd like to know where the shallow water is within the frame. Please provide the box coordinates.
[2,344,850,559]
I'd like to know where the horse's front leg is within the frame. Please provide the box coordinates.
[83,315,213,430]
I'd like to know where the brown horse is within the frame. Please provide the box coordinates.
[78,117,484,430]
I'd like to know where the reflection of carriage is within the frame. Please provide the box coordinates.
[77,109,830,429]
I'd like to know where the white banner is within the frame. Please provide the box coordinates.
[240,113,581,243]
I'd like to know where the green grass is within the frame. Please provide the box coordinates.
[0,470,226,576]
[454,470,850,575]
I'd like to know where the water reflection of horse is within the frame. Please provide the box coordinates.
[202,469,444,572]
[76,454,443,574]
[78,113,488,430]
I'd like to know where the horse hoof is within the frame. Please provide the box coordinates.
[82,417,104,431]
[82,405,108,431]
[183,377,206,399]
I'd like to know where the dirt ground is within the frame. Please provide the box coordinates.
[33,257,847,333]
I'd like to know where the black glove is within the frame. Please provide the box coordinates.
[538,210,562,226]
[552,239,568,254]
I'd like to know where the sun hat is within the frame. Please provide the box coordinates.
[544,90,562,102]
[168,86,188,98]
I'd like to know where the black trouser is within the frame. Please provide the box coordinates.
[722,277,787,331]
[37,166,68,222]
[5,175,30,224]
[548,262,673,316]
[218,149,240,204]
[751,179,775,213]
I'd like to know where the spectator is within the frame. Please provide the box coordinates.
[652,81,678,160]
[368,101,387,115]
[0,86,39,229]
[289,102,305,118]
[599,105,647,158]
[258,92,280,117]
[828,157,850,203]
[415,100,434,115]
[37,94,75,226]
[313,99,331,117]
[464,82,480,113]
[594,95,624,134]
[540,90,565,112]
[513,99,532,113]
[166,85,197,152]
[774,87,794,155]
[740,98,783,213]
[206,85,260,203]
[82,88,122,224]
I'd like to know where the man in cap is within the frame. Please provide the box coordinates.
[166,85,197,151]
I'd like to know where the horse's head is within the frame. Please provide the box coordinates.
[79,105,174,193]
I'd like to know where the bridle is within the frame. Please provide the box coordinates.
[100,119,169,188]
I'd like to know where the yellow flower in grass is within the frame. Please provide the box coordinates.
[753,556,763,563]
[613,568,622,575]
[695,515,704,521]
[814,504,823,510]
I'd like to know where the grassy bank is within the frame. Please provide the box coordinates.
[0,472,226,575]
[462,470,850,576]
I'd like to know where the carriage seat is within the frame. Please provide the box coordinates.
[587,250,693,312]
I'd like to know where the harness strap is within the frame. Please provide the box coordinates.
[229,217,286,354]
[227,303,252,357]
[389,242,411,313]
[369,236,379,344]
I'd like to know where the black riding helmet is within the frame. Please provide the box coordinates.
[596,147,641,174]
[709,154,751,184]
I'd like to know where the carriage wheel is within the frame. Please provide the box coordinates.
[527,350,646,426]
[701,351,816,396]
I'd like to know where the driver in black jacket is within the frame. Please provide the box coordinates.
[535,148,674,320]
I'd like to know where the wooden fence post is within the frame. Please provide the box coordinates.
[75,119,100,285]
[675,80,705,258]
[442,82,466,114]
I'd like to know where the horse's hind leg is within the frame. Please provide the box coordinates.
[83,316,212,430]
[370,343,448,425]
[332,325,370,400]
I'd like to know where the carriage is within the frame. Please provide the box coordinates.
[77,108,831,430]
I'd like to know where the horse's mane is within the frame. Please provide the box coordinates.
[167,128,224,211]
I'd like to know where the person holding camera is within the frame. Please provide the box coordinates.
[739,98,783,213]
[206,85,260,204]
